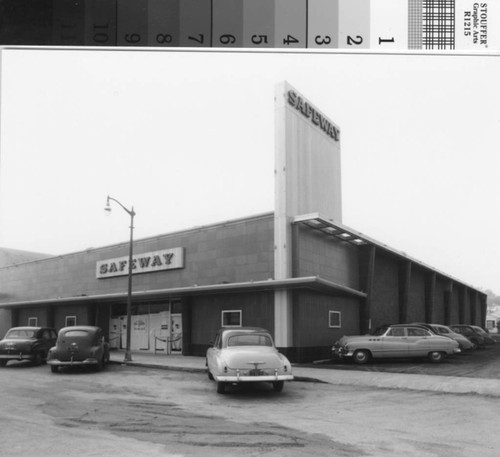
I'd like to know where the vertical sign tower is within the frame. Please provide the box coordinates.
[274,81,342,350]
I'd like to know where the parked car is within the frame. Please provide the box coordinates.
[206,327,293,394]
[448,325,489,349]
[47,326,109,373]
[0,326,57,366]
[411,323,475,351]
[470,326,496,345]
[332,324,461,364]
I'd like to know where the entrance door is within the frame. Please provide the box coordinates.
[109,318,120,349]
[170,314,182,354]
[131,315,149,350]
[149,311,170,353]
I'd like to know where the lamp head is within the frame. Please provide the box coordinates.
[104,196,112,215]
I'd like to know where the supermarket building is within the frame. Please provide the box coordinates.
[0,82,487,362]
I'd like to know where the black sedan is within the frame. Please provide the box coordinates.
[0,326,57,366]
[47,326,110,373]
[448,325,491,349]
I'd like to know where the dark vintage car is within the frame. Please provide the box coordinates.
[470,325,496,345]
[448,325,492,349]
[206,327,293,394]
[411,323,475,351]
[333,324,460,364]
[47,326,110,373]
[0,327,57,366]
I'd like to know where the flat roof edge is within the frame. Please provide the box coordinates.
[0,276,365,308]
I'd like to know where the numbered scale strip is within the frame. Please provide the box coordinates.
[0,0,498,51]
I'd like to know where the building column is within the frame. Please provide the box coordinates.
[470,290,477,325]
[399,260,412,323]
[479,294,487,328]
[359,245,376,334]
[181,298,192,356]
[425,271,436,323]
[274,289,293,349]
[444,281,453,325]
[458,286,466,323]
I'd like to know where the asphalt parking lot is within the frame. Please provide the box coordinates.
[309,335,500,379]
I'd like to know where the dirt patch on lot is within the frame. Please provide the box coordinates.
[42,395,363,457]
[311,337,500,378]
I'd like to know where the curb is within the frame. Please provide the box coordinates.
[108,359,324,383]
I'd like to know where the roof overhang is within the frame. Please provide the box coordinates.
[293,213,485,294]
[0,276,366,309]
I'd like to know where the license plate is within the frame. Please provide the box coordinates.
[249,369,263,376]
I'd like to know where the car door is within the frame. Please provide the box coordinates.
[380,327,409,358]
[405,326,433,357]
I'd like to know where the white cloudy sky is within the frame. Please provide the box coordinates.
[0,48,499,294]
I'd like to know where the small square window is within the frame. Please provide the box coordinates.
[222,310,242,327]
[65,316,77,327]
[28,317,38,326]
[329,311,341,328]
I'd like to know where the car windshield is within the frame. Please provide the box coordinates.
[472,326,487,335]
[5,329,36,339]
[372,326,389,336]
[434,326,449,334]
[227,334,272,347]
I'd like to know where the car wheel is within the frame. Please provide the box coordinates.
[273,381,284,392]
[95,357,104,372]
[216,382,226,394]
[207,370,214,380]
[50,365,59,373]
[0,360,7,367]
[353,350,370,364]
[428,351,445,363]
[33,353,43,366]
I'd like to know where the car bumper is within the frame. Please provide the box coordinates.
[332,347,350,358]
[0,353,36,361]
[215,374,294,382]
[47,358,100,366]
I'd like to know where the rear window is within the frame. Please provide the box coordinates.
[6,329,36,339]
[227,334,272,347]
[64,330,90,338]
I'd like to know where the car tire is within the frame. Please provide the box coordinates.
[33,353,43,366]
[95,357,104,372]
[353,350,370,365]
[273,381,284,392]
[50,365,59,373]
[207,370,214,380]
[0,360,7,367]
[216,382,226,394]
[428,351,445,363]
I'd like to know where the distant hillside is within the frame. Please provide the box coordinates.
[0,247,52,268]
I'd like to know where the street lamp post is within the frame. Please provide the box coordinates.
[104,195,135,362]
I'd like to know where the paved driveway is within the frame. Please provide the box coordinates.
[312,336,500,379]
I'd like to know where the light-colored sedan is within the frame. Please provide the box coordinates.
[206,327,293,394]
[332,324,461,364]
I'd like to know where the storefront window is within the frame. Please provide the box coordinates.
[222,310,242,327]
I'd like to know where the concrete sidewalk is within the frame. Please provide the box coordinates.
[109,350,500,397]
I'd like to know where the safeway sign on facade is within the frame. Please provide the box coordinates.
[96,248,184,279]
